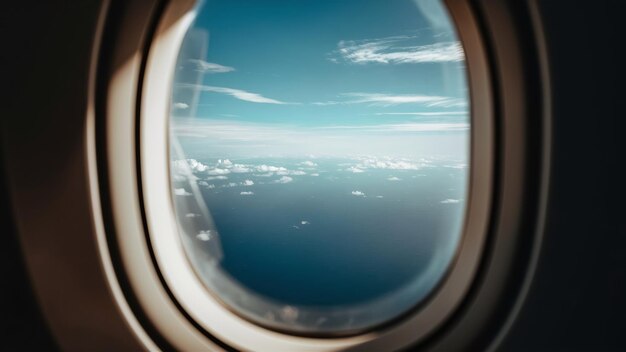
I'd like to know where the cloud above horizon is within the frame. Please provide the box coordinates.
[172,119,469,159]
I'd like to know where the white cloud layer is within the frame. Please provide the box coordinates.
[172,119,469,159]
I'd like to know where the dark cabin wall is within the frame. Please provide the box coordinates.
[497,1,626,351]
[0,1,105,350]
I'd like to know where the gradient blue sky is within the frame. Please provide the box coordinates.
[172,0,469,159]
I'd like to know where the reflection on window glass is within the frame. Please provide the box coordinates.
[169,0,469,334]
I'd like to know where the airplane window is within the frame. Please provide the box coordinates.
[169,0,469,334]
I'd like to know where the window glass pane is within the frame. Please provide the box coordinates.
[169,0,469,334]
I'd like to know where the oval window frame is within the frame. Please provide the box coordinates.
[106,0,495,350]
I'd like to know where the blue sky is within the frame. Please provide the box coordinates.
[171,0,469,159]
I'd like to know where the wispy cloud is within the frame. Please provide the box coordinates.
[376,111,468,116]
[316,122,469,133]
[176,84,290,104]
[315,93,467,108]
[331,36,463,64]
[188,59,235,73]
[173,102,189,109]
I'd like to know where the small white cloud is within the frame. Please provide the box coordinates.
[224,182,238,188]
[274,176,293,184]
[207,168,231,176]
[256,165,288,173]
[356,157,421,171]
[188,59,235,74]
[206,184,216,189]
[310,173,320,177]
[241,179,254,186]
[387,176,401,181]
[185,213,201,218]
[240,191,254,195]
[231,164,251,173]
[376,195,384,198]
[174,188,192,196]
[217,159,233,167]
[301,220,310,225]
[440,199,461,204]
[196,230,213,241]
[197,180,209,186]
[445,163,468,169]
[173,102,189,109]
[207,175,228,180]
[346,166,365,173]
[290,170,306,176]
[300,161,317,167]
[172,159,209,174]
[352,190,366,197]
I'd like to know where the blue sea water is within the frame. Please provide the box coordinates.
[173,157,467,309]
